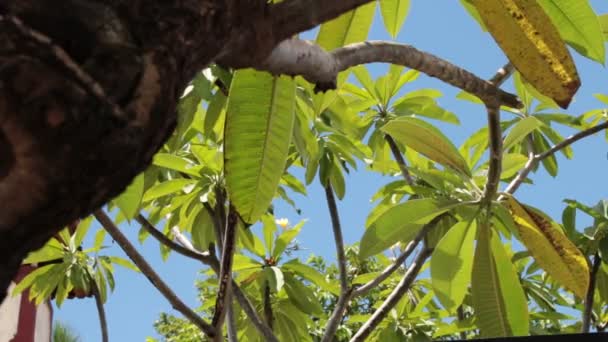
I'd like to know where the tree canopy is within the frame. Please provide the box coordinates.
[1,0,608,341]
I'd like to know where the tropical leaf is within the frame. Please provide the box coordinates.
[472,224,528,337]
[224,70,296,223]
[503,116,544,151]
[538,0,605,64]
[505,196,590,297]
[381,117,471,176]
[113,173,144,220]
[360,198,462,258]
[470,0,580,107]
[316,2,376,50]
[379,0,411,38]
[431,220,477,310]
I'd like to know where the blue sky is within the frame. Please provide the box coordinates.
[55,1,608,340]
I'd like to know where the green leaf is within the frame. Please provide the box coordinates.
[273,220,305,259]
[538,0,605,64]
[224,70,296,224]
[533,131,558,177]
[113,173,144,220]
[264,266,285,292]
[489,230,529,336]
[503,116,544,151]
[239,228,266,259]
[23,239,64,264]
[471,225,512,338]
[262,215,277,256]
[190,208,214,252]
[284,274,323,315]
[109,256,139,272]
[12,264,55,296]
[360,198,462,259]
[316,2,376,50]
[381,117,471,176]
[153,154,200,177]
[143,179,197,202]
[431,220,477,310]
[282,260,340,295]
[500,153,529,179]
[204,91,227,140]
[379,0,411,38]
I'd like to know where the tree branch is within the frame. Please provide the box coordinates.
[263,283,274,330]
[489,62,514,86]
[582,253,601,333]
[93,210,217,338]
[91,278,109,342]
[350,247,432,342]
[135,214,214,264]
[352,224,432,298]
[269,0,374,43]
[325,185,349,292]
[385,135,415,186]
[321,288,354,342]
[255,40,521,108]
[212,207,239,330]
[482,103,502,208]
[320,184,350,341]
[503,120,608,196]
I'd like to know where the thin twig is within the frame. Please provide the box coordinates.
[320,185,350,341]
[321,185,349,339]
[350,248,432,342]
[91,280,109,342]
[93,210,217,338]
[489,62,514,86]
[502,120,608,196]
[582,253,601,333]
[352,224,432,297]
[385,135,415,186]
[324,185,348,292]
[212,207,239,329]
[135,214,214,264]
[482,104,502,208]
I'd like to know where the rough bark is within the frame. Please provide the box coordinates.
[0,0,233,302]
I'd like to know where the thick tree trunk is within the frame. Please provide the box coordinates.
[0,0,236,302]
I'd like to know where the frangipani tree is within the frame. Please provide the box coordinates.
[1,0,608,341]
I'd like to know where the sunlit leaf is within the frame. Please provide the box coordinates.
[505,196,589,297]
[471,0,580,107]
[431,220,477,310]
[224,70,296,223]
[379,0,411,38]
[382,117,471,176]
[360,198,462,258]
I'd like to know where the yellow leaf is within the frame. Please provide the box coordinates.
[505,196,589,297]
[471,0,580,108]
